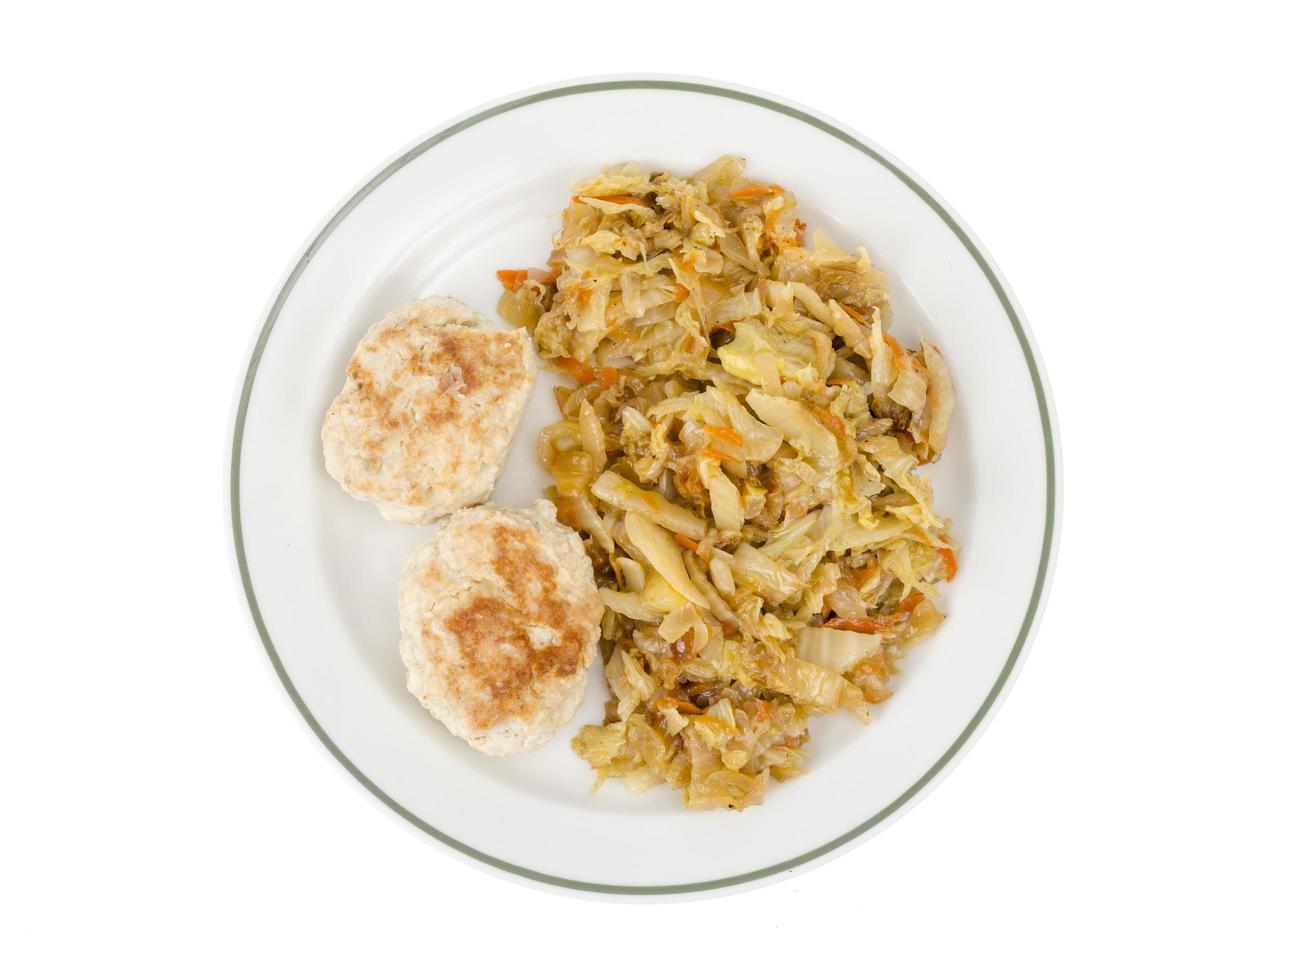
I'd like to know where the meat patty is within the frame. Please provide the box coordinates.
[398,501,603,756]
[321,297,537,523]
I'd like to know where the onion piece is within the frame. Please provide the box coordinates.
[744,391,839,470]
[796,626,882,673]
[730,542,804,604]
[599,588,660,623]
[623,512,710,609]
[697,455,743,532]
[921,339,954,458]
[578,399,607,473]
[569,493,613,552]
[591,471,707,540]
[659,605,708,649]
[707,550,736,595]
[615,556,646,592]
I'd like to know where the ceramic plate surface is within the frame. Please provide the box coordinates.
[230,77,1060,899]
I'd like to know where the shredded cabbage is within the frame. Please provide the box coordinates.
[499,157,958,810]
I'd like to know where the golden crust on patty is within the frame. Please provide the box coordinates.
[322,297,537,523]
[398,502,603,755]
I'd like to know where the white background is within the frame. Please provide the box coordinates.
[3,2,1288,976]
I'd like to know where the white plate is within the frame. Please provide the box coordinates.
[229,76,1060,899]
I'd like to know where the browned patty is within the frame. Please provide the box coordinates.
[398,502,603,755]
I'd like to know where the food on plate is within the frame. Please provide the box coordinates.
[322,296,537,523]
[497,157,957,809]
[398,501,603,756]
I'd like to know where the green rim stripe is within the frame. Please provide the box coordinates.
[231,79,1058,896]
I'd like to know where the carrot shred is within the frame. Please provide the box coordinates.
[553,356,596,386]
[656,696,702,715]
[826,593,926,634]
[825,618,883,634]
[703,448,740,464]
[675,533,700,552]
[496,267,554,290]
[731,183,781,199]
[550,358,614,389]
[898,592,925,614]
[851,654,889,680]
[811,406,847,438]
[674,283,690,300]
[703,424,743,446]
[938,547,958,581]
[882,334,907,366]
[851,564,877,590]
[554,497,579,527]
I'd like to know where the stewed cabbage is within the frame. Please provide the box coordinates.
[497,157,958,810]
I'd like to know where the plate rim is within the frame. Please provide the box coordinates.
[228,74,1062,899]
